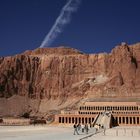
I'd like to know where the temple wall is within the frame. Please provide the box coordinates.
[55,102,140,126]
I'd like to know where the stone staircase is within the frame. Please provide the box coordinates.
[93,112,112,129]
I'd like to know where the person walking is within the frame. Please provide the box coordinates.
[73,123,79,135]
[103,126,106,135]
[85,123,89,134]
[81,123,85,133]
[90,123,92,128]
[77,123,81,131]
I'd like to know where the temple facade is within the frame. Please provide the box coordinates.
[55,102,140,126]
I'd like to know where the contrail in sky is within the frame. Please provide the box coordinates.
[39,0,81,48]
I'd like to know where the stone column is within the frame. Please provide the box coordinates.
[63,117,65,123]
[127,117,129,124]
[77,117,79,124]
[124,117,126,124]
[74,117,76,124]
[131,117,134,125]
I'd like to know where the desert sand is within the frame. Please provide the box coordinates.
[0,125,140,140]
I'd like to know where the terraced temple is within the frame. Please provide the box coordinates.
[55,101,140,127]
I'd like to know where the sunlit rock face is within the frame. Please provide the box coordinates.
[0,43,140,117]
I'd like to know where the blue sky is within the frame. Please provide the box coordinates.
[0,0,140,56]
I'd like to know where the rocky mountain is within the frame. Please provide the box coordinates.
[0,43,140,118]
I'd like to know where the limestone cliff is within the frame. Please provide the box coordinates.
[0,44,140,117]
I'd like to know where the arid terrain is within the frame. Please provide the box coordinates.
[0,43,140,118]
[0,126,139,140]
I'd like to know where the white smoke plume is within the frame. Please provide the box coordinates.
[39,0,81,48]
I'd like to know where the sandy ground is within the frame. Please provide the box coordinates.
[0,125,140,140]
[86,126,140,140]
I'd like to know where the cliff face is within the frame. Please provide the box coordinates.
[0,44,140,117]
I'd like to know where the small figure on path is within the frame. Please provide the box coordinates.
[85,123,89,134]
[73,123,79,135]
[81,123,85,133]
[103,126,106,135]
[77,123,81,131]
[90,123,92,128]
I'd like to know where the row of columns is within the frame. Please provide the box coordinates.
[57,116,140,125]
[114,116,140,125]
[59,116,94,124]
[79,111,140,115]
[80,106,139,111]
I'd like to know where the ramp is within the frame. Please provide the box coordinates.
[93,112,112,129]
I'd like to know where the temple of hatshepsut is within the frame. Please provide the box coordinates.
[55,100,140,128]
